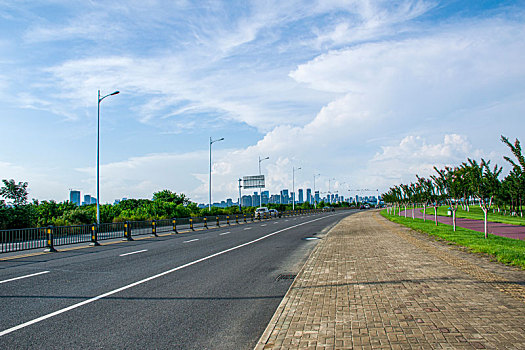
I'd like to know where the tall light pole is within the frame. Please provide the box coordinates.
[292,166,301,210]
[313,173,320,208]
[97,90,119,225]
[258,156,269,207]
[209,137,224,211]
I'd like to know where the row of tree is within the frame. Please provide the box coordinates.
[0,185,342,229]
[382,136,524,239]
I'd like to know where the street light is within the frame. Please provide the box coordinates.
[313,173,320,208]
[258,156,269,207]
[209,137,224,211]
[292,166,301,210]
[97,90,119,225]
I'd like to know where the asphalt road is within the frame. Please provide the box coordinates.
[0,210,354,349]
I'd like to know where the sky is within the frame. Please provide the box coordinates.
[0,0,524,205]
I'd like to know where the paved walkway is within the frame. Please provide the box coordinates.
[255,210,525,349]
[398,209,525,240]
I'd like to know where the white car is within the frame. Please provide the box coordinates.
[255,207,269,218]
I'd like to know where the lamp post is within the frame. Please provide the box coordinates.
[97,89,119,225]
[209,137,224,211]
[258,156,269,207]
[292,166,301,210]
[313,173,320,208]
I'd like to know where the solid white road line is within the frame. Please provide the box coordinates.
[261,224,267,227]
[119,249,148,257]
[219,232,230,235]
[0,271,50,285]
[0,213,340,337]
[183,239,199,243]
[243,227,252,230]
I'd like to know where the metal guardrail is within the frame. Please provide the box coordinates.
[0,208,337,254]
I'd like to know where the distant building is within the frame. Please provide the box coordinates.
[226,198,233,207]
[261,191,269,205]
[83,194,92,206]
[91,197,97,205]
[252,191,260,207]
[306,188,312,204]
[270,194,280,204]
[70,190,81,206]
[298,189,304,203]
[241,195,252,207]
[315,191,320,204]
[280,189,289,204]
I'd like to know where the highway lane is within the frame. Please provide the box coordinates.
[0,210,355,349]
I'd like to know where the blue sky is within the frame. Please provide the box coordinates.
[1,0,524,204]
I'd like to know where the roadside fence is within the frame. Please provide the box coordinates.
[0,208,335,254]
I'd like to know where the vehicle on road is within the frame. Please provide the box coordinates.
[360,204,371,209]
[269,209,280,217]
[255,207,269,218]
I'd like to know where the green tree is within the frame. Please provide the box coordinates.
[152,190,189,205]
[0,179,29,206]
[467,159,502,238]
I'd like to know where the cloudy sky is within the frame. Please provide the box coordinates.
[1,0,524,204]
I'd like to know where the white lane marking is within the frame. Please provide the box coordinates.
[183,239,199,243]
[119,249,147,257]
[243,227,252,230]
[261,224,267,227]
[0,213,339,337]
[0,271,50,285]
[219,232,230,235]
[274,222,279,224]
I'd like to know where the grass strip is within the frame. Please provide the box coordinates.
[419,206,525,226]
[381,209,525,269]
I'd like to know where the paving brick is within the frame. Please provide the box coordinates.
[255,211,525,349]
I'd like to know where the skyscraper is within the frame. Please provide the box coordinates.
[70,190,80,206]
[241,195,252,207]
[315,191,320,204]
[298,189,304,203]
[281,189,289,204]
[261,190,269,204]
[306,188,312,204]
[252,192,260,207]
[83,194,91,206]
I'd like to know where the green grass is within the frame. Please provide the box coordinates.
[419,205,525,226]
[381,209,525,269]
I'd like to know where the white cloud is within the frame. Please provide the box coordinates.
[313,0,437,47]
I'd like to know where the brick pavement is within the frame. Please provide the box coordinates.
[255,210,525,349]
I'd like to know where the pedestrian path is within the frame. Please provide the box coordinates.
[255,210,525,349]
[399,209,525,240]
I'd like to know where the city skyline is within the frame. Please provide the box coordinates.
[1,1,523,204]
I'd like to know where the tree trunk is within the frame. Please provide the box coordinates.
[412,203,415,219]
[423,204,426,222]
[452,209,456,232]
[483,208,488,239]
[404,205,407,218]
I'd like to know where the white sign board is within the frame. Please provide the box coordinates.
[243,175,265,189]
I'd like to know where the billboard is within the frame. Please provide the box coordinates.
[243,175,265,189]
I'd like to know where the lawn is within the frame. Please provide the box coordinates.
[381,209,525,269]
[419,205,525,226]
